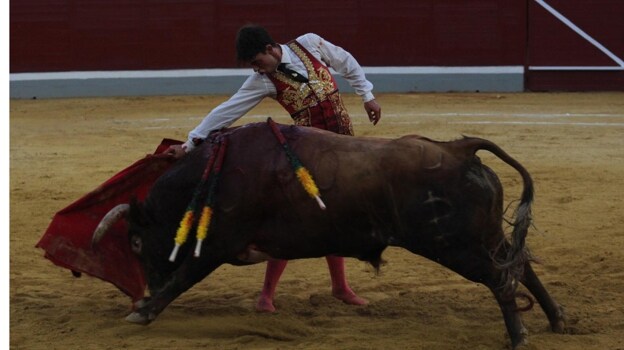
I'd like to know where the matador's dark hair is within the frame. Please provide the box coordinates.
[236,24,278,63]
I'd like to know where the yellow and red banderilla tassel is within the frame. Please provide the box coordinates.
[194,206,213,257]
[193,138,226,258]
[295,166,326,210]
[169,211,194,262]
[169,138,227,262]
[268,118,326,210]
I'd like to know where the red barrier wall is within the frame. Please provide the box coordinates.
[10,0,624,90]
[10,1,526,72]
[526,0,624,90]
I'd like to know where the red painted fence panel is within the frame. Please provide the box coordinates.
[10,0,624,90]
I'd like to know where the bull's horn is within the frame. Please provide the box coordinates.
[91,204,130,248]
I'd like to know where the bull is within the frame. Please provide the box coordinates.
[93,121,566,348]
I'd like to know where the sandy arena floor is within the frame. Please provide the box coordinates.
[10,92,624,349]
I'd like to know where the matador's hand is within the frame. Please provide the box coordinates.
[165,144,187,159]
[364,99,381,125]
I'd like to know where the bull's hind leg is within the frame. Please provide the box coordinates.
[458,263,529,348]
[407,245,529,348]
[455,258,529,348]
[520,262,566,333]
[490,285,529,348]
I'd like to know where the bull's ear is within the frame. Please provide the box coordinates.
[128,197,149,228]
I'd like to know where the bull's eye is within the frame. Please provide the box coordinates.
[131,235,142,254]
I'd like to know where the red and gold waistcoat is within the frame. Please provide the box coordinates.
[267,40,354,136]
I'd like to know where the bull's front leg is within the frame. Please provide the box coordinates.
[126,258,222,325]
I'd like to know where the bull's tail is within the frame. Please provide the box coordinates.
[466,137,534,296]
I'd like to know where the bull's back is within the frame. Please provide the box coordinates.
[217,125,480,215]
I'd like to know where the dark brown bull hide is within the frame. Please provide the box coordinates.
[94,121,566,348]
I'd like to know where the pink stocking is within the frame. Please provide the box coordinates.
[256,259,288,312]
[326,256,368,305]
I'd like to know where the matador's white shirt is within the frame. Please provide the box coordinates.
[184,33,374,151]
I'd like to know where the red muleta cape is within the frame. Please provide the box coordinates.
[36,139,182,301]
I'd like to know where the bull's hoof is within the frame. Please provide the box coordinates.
[511,337,529,350]
[132,297,151,311]
[552,319,567,334]
[510,326,529,349]
[551,306,567,333]
[125,311,153,325]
